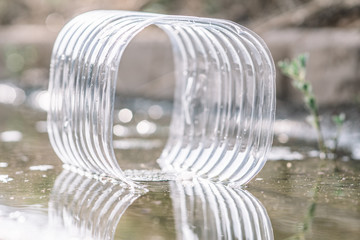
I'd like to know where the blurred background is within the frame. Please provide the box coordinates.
[0,2,360,239]
[0,0,359,105]
[1,0,359,161]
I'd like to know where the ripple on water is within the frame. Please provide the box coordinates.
[0,131,23,142]
[29,165,54,171]
[0,175,13,183]
[268,146,304,161]
[0,162,8,168]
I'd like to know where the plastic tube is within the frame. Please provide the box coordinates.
[47,10,276,187]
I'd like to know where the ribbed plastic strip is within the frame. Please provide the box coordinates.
[48,10,276,187]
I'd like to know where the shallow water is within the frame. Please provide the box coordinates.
[0,103,359,240]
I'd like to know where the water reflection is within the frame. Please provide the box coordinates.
[49,171,273,240]
[49,170,141,240]
[170,179,274,240]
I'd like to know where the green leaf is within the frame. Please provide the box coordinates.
[278,60,290,74]
[302,82,310,92]
[305,95,316,110]
[291,61,299,76]
[332,113,346,126]
[299,53,308,68]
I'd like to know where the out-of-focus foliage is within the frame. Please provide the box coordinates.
[2,45,38,76]
[279,54,347,158]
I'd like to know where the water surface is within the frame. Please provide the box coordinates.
[0,103,359,240]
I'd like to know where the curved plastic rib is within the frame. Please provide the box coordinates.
[47,10,276,187]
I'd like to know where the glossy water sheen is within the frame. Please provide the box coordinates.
[1,104,359,240]
[47,10,276,187]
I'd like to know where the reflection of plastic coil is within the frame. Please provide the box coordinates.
[49,170,140,239]
[48,10,276,187]
[49,171,273,239]
[170,179,273,240]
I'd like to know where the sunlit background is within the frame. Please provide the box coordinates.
[0,0,359,106]
[0,1,360,239]
[1,0,359,143]
[0,1,359,174]
[0,0,359,104]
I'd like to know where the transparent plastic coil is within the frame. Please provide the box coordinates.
[47,10,276,187]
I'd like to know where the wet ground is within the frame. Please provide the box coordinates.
[0,89,359,240]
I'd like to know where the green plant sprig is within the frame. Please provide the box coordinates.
[279,55,347,239]
[331,113,346,154]
[278,53,327,158]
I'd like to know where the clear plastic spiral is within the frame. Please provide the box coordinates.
[47,10,276,187]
